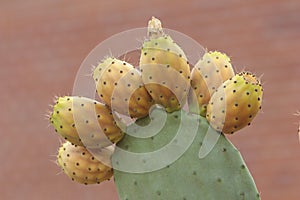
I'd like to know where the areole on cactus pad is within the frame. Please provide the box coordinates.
[48,16,263,200]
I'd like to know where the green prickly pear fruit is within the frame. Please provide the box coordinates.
[189,51,235,116]
[140,17,190,112]
[93,57,154,118]
[112,108,261,199]
[50,96,124,148]
[206,72,263,134]
[57,141,113,185]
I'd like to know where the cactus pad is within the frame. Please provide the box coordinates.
[113,108,260,200]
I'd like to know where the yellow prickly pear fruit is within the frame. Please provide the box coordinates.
[189,51,235,116]
[57,141,114,185]
[93,57,154,118]
[140,17,190,112]
[50,96,124,148]
[206,72,263,134]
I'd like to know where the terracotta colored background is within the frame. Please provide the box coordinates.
[1,0,299,199]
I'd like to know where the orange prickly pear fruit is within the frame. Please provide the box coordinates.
[93,57,154,118]
[139,17,190,112]
[206,72,263,134]
[189,51,235,116]
[57,141,114,185]
[50,96,124,148]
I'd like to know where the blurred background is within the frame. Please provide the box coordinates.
[1,0,299,199]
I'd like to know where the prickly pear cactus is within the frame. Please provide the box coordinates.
[48,17,263,200]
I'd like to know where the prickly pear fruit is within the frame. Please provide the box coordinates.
[113,108,261,199]
[189,51,235,116]
[140,17,190,112]
[50,96,124,148]
[206,72,263,134]
[93,57,154,118]
[57,141,113,185]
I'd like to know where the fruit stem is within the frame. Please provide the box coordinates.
[147,16,164,39]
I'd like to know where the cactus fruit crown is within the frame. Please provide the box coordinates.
[48,16,263,199]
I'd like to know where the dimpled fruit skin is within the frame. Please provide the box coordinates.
[189,51,235,116]
[206,72,263,134]
[50,96,124,148]
[93,57,153,118]
[57,141,113,185]
[140,36,190,112]
[113,108,261,200]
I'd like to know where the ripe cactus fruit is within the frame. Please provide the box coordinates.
[140,17,190,112]
[57,141,113,185]
[93,57,154,118]
[206,72,263,134]
[189,51,235,116]
[113,108,261,199]
[50,96,124,148]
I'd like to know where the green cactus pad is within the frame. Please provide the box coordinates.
[112,108,260,200]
